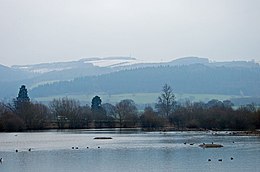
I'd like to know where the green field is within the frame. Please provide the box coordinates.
[34,92,241,105]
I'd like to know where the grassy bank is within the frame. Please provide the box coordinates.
[33,92,241,105]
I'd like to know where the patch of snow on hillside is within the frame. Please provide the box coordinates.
[30,67,72,73]
[83,57,165,68]
[88,59,131,67]
[83,57,140,67]
[14,66,73,74]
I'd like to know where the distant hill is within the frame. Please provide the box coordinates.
[11,56,260,79]
[0,64,34,98]
[0,64,33,82]
[30,64,260,98]
[1,57,260,101]
[168,57,209,66]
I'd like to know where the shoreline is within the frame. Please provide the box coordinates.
[1,128,260,136]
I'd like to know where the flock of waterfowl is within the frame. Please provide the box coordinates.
[183,141,235,162]
[207,157,234,162]
[0,136,235,164]
[69,137,109,150]
[0,145,102,164]
[71,146,101,150]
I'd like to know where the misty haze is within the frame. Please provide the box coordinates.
[0,0,260,172]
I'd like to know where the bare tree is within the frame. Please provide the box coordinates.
[140,106,164,130]
[102,103,116,118]
[80,104,93,128]
[156,84,176,117]
[116,99,138,128]
[49,97,81,128]
[102,103,117,127]
[0,102,26,131]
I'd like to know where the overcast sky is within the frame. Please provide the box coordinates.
[0,0,259,66]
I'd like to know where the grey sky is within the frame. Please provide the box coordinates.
[0,0,259,66]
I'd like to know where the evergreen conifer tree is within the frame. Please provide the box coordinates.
[17,85,30,102]
[91,96,102,110]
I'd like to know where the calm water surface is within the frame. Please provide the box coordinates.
[0,129,259,172]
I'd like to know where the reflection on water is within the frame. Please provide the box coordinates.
[0,129,259,172]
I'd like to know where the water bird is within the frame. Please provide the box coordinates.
[190,143,194,145]
[87,147,89,149]
[98,146,100,149]
[231,157,234,160]
[72,147,74,149]
[218,159,222,161]
[15,149,18,152]
[28,148,31,151]
[208,159,211,162]
[76,147,79,149]
[0,158,3,163]
[184,142,186,145]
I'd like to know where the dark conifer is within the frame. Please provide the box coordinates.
[91,96,102,110]
[17,85,30,103]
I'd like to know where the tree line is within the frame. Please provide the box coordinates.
[0,84,260,132]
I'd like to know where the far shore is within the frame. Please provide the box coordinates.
[1,128,260,136]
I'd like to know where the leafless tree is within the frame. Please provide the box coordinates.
[156,84,176,117]
[116,99,138,128]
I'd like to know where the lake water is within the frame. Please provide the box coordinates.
[0,129,259,172]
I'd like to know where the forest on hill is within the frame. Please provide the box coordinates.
[1,57,259,104]
[30,64,260,98]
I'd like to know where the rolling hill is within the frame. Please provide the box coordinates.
[1,57,259,104]
[30,64,260,98]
